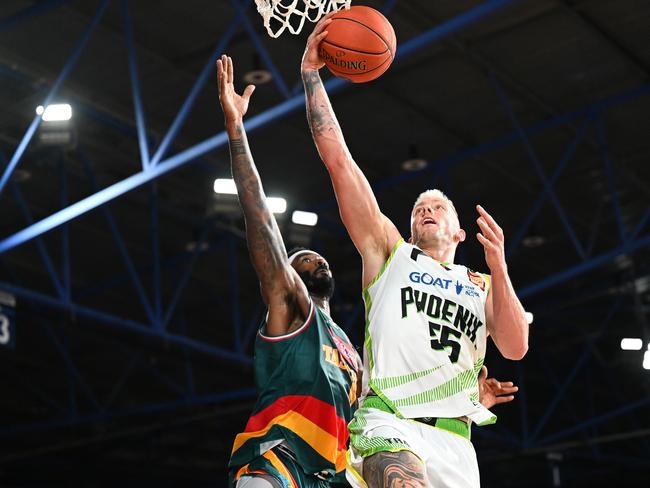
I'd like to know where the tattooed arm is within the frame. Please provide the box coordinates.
[217,55,310,336]
[363,451,427,488]
[301,19,401,288]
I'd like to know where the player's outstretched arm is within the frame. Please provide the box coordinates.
[476,205,529,360]
[300,19,400,286]
[217,55,308,335]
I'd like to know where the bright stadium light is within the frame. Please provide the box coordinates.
[620,338,643,351]
[524,312,534,325]
[643,350,650,370]
[36,103,72,122]
[292,210,318,226]
[213,178,237,195]
[267,197,286,214]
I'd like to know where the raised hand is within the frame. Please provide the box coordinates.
[301,15,333,72]
[476,204,507,274]
[478,365,518,410]
[217,54,255,124]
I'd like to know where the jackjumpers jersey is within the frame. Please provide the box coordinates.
[363,239,496,425]
[229,300,360,479]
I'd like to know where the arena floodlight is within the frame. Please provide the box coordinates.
[267,197,287,214]
[643,350,650,370]
[36,103,72,122]
[620,338,643,351]
[524,311,534,325]
[292,210,318,226]
[213,178,238,195]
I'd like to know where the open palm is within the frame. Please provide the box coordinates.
[217,54,255,123]
[478,366,518,410]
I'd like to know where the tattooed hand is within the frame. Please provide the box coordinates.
[301,15,333,72]
[217,54,255,124]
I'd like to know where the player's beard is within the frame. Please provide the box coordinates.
[299,267,335,300]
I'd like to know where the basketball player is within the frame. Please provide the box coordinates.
[301,18,529,488]
[218,54,362,488]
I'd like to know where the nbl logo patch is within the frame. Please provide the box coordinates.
[467,270,486,291]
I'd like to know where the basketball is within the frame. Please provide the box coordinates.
[319,6,397,83]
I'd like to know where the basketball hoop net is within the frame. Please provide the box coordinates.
[255,0,351,38]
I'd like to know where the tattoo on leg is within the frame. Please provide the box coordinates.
[364,451,427,488]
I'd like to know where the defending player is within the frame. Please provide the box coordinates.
[218,55,361,488]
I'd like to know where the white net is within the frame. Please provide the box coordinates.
[255,0,351,38]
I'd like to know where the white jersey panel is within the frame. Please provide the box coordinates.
[364,240,495,423]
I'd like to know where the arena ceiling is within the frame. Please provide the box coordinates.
[0,0,649,486]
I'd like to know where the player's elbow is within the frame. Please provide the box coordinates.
[502,342,528,361]
[494,330,528,360]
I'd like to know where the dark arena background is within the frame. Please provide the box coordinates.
[1,0,649,486]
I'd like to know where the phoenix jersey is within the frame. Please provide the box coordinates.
[229,300,361,480]
[363,239,496,424]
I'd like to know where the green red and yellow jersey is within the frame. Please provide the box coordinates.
[229,301,360,480]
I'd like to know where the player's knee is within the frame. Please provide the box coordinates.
[363,450,427,488]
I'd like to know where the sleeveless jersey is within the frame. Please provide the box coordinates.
[363,239,496,425]
[229,300,360,479]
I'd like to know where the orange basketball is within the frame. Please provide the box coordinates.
[319,6,397,83]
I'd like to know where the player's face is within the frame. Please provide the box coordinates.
[291,253,335,299]
[292,253,332,278]
[410,197,461,245]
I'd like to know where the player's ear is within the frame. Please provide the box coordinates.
[407,236,413,244]
[455,228,466,243]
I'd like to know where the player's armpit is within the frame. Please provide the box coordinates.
[263,269,312,337]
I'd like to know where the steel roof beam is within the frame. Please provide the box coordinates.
[561,1,650,81]
[9,181,65,298]
[527,299,623,445]
[536,396,650,448]
[39,320,102,412]
[79,150,157,326]
[311,83,650,213]
[121,0,151,170]
[0,0,110,199]
[0,280,253,364]
[505,118,592,257]
[228,0,291,99]
[0,0,609,256]
[0,388,256,437]
[595,116,627,243]
[517,232,650,299]
[490,72,587,260]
